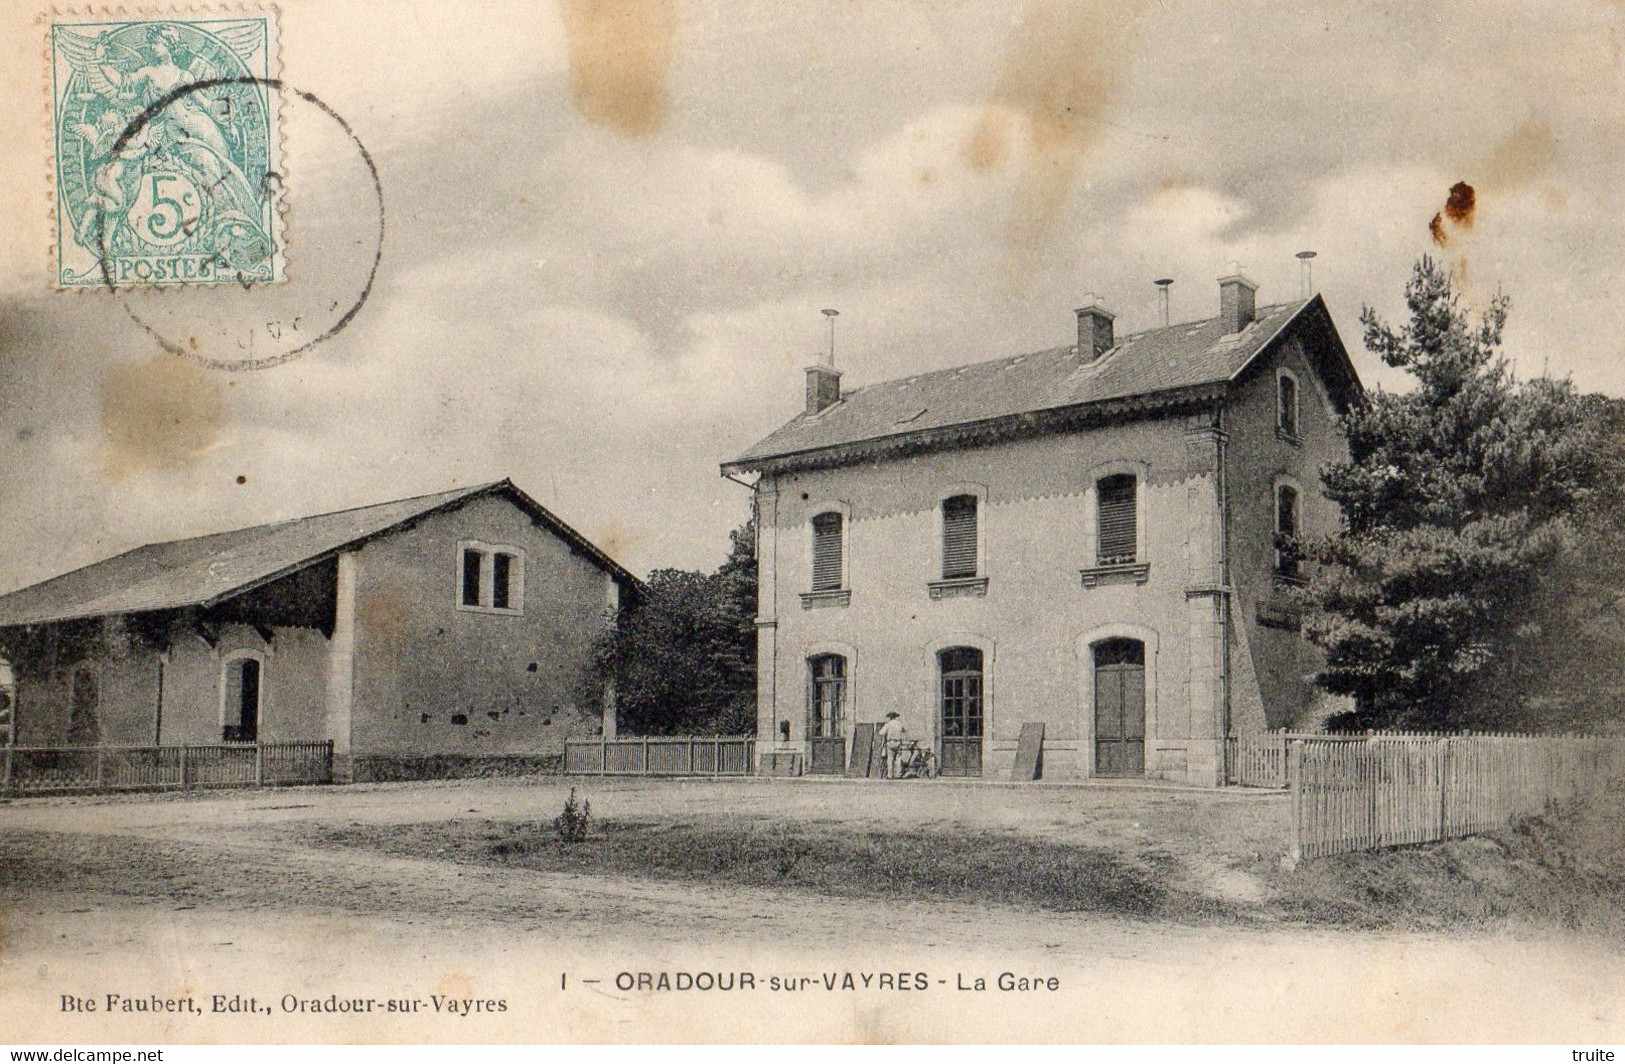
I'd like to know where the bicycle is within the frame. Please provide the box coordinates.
[891,739,938,780]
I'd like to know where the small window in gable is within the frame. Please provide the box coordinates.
[457,542,525,614]
[941,495,979,579]
[1278,371,1300,439]
[461,548,484,606]
[492,552,515,610]
[1096,474,1138,565]
[811,511,844,591]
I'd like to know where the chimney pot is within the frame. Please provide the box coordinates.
[805,363,842,415]
[1075,296,1116,362]
[1218,268,1258,334]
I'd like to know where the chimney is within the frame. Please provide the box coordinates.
[1218,264,1258,334]
[805,363,842,415]
[1154,278,1174,327]
[1075,295,1115,362]
[1296,250,1317,299]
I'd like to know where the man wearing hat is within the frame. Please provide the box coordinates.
[877,710,909,779]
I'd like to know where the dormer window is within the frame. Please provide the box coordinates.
[457,541,525,615]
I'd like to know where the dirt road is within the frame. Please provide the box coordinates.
[2,777,1621,1042]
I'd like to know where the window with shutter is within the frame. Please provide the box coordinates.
[1096,474,1137,565]
[941,495,979,579]
[811,512,843,590]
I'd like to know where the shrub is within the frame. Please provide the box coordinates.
[554,788,592,845]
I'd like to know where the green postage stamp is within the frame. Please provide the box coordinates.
[50,9,283,288]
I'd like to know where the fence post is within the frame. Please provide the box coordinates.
[600,739,607,776]
[1288,740,1304,865]
[254,743,265,788]
[95,746,105,790]
[642,735,650,774]
[324,740,334,784]
[1443,740,1456,838]
[2,743,11,793]
[180,744,190,791]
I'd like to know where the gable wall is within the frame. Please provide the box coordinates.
[1223,327,1353,730]
[346,492,616,761]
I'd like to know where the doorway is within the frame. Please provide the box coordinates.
[223,657,261,743]
[938,646,984,777]
[1093,639,1145,776]
[807,654,846,775]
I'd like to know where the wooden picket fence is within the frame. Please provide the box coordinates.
[564,736,755,777]
[1289,733,1625,860]
[1227,731,1369,788]
[0,740,334,796]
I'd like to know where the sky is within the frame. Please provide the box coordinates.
[1,0,1623,591]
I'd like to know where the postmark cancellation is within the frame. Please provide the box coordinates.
[49,6,284,288]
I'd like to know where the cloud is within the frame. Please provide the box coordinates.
[5,0,1625,597]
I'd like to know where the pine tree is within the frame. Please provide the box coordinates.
[1302,256,1616,729]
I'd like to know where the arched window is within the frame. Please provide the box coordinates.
[1096,473,1138,566]
[68,664,100,746]
[1277,370,1300,439]
[810,511,844,591]
[222,656,262,743]
[940,495,979,579]
[1275,483,1301,577]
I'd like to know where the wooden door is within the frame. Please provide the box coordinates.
[1093,639,1145,777]
[938,647,984,777]
[807,655,846,775]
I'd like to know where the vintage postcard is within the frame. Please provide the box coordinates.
[3,0,1625,1048]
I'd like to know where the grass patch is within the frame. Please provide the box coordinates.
[307,780,1625,933]
[314,818,1195,919]
[1274,782,1625,934]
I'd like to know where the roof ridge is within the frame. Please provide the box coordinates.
[127,480,509,551]
[837,300,1309,397]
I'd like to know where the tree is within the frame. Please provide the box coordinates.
[1301,256,1622,730]
[594,517,757,735]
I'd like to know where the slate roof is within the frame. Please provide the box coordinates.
[725,297,1351,472]
[0,480,640,629]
